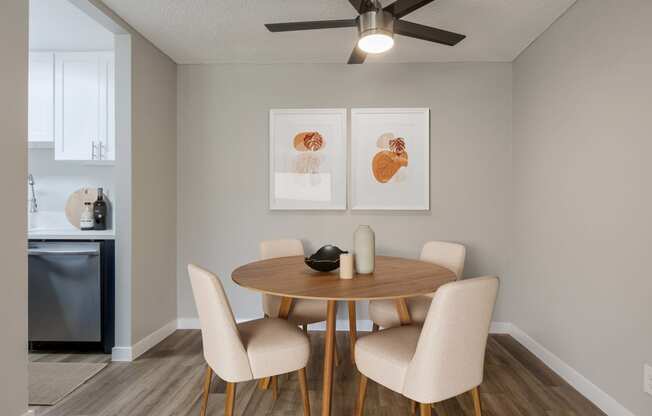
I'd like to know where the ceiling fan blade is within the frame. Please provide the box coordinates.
[384,0,436,18]
[347,46,367,64]
[394,19,465,46]
[349,0,376,13]
[265,19,357,32]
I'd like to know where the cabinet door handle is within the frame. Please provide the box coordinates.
[99,142,103,160]
[91,141,97,160]
[29,249,100,256]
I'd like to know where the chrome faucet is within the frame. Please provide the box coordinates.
[28,174,38,213]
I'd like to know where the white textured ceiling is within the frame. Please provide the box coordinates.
[100,0,575,64]
[30,0,114,51]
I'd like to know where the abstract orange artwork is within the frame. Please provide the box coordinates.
[372,133,408,183]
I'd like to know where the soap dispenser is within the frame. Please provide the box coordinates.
[80,202,95,230]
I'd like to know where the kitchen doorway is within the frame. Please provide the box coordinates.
[27,0,132,410]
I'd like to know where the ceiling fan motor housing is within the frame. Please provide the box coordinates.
[358,10,395,39]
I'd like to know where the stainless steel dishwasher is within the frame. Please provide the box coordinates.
[28,242,102,343]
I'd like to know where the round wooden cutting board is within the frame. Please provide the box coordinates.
[65,188,105,229]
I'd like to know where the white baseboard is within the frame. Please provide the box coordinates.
[505,324,635,416]
[111,319,177,362]
[490,322,634,416]
[177,317,200,329]
[110,346,132,362]
[489,321,513,334]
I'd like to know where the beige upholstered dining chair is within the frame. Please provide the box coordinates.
[260,239,333,328]
[354,276,499,416]
[368,241,466,330]
[188,264,311,416]
[260,239,343,367]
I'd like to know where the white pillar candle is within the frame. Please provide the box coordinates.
[339,253,354,280]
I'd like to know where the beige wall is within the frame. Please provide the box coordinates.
[0,1,28,415]
[512,1,652,414]
[90,1,178,346]
[177,63,513,322]
[130,33,178,343]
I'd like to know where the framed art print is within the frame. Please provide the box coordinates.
[269,108,347,210]
[351,108,430,210]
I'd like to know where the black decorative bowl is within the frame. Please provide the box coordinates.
[304,245,348,272]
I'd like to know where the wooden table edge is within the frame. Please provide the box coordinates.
[227,284,447,301]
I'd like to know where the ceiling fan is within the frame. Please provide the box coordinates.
[265,0,466,64]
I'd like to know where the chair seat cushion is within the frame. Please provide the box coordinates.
[238,318,310,379]
[354,325,421,394]
[368,296,433,328]
[264,295,328,325]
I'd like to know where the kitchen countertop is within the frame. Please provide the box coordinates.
[28,211,114,240]
[29,228,115,240]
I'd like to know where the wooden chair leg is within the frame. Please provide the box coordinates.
[335,341,342,367]
[410,400,417,415]
[419,402,431,416]
[298,367,311,416]
[471,386,482,416]
[271,375,278,400]
[372,323,379,332]
[354,374,368,416]
[224,382,236,416]
[395,298,412,325]
[200,366,213,416]
[258,377,270,390]
[347,301,357,364]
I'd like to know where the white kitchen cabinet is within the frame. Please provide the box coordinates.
[28,52,55,145]
[54,52,115,161]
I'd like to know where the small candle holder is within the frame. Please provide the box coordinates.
[339,253,354,280]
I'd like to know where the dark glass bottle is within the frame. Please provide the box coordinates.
[93,188,108,230]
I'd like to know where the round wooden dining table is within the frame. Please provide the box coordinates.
[232,255,456,416]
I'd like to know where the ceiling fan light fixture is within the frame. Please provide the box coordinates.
[358,30,394,54]
[357,9,395,54]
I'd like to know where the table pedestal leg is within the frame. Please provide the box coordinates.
[321,300,337,416]
[347,301,357,364]
[395,298,412,325]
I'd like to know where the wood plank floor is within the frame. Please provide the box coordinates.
[32,330,606,416]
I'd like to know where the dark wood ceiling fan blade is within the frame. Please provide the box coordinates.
[347,46,367,64]
[394,19,465,46]
[349,0,376,13]
[265,19,358,32]
[384,0,436,18]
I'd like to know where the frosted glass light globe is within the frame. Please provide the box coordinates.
[357,32,394,54]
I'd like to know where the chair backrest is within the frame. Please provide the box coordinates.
[260,239,304,260]
[259,239,305,317]
[420,241,466,279]
[187,264,253,382]
[402,276,499,404]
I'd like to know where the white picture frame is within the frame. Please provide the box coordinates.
[351,108,430,210]
[269,108,347,210]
